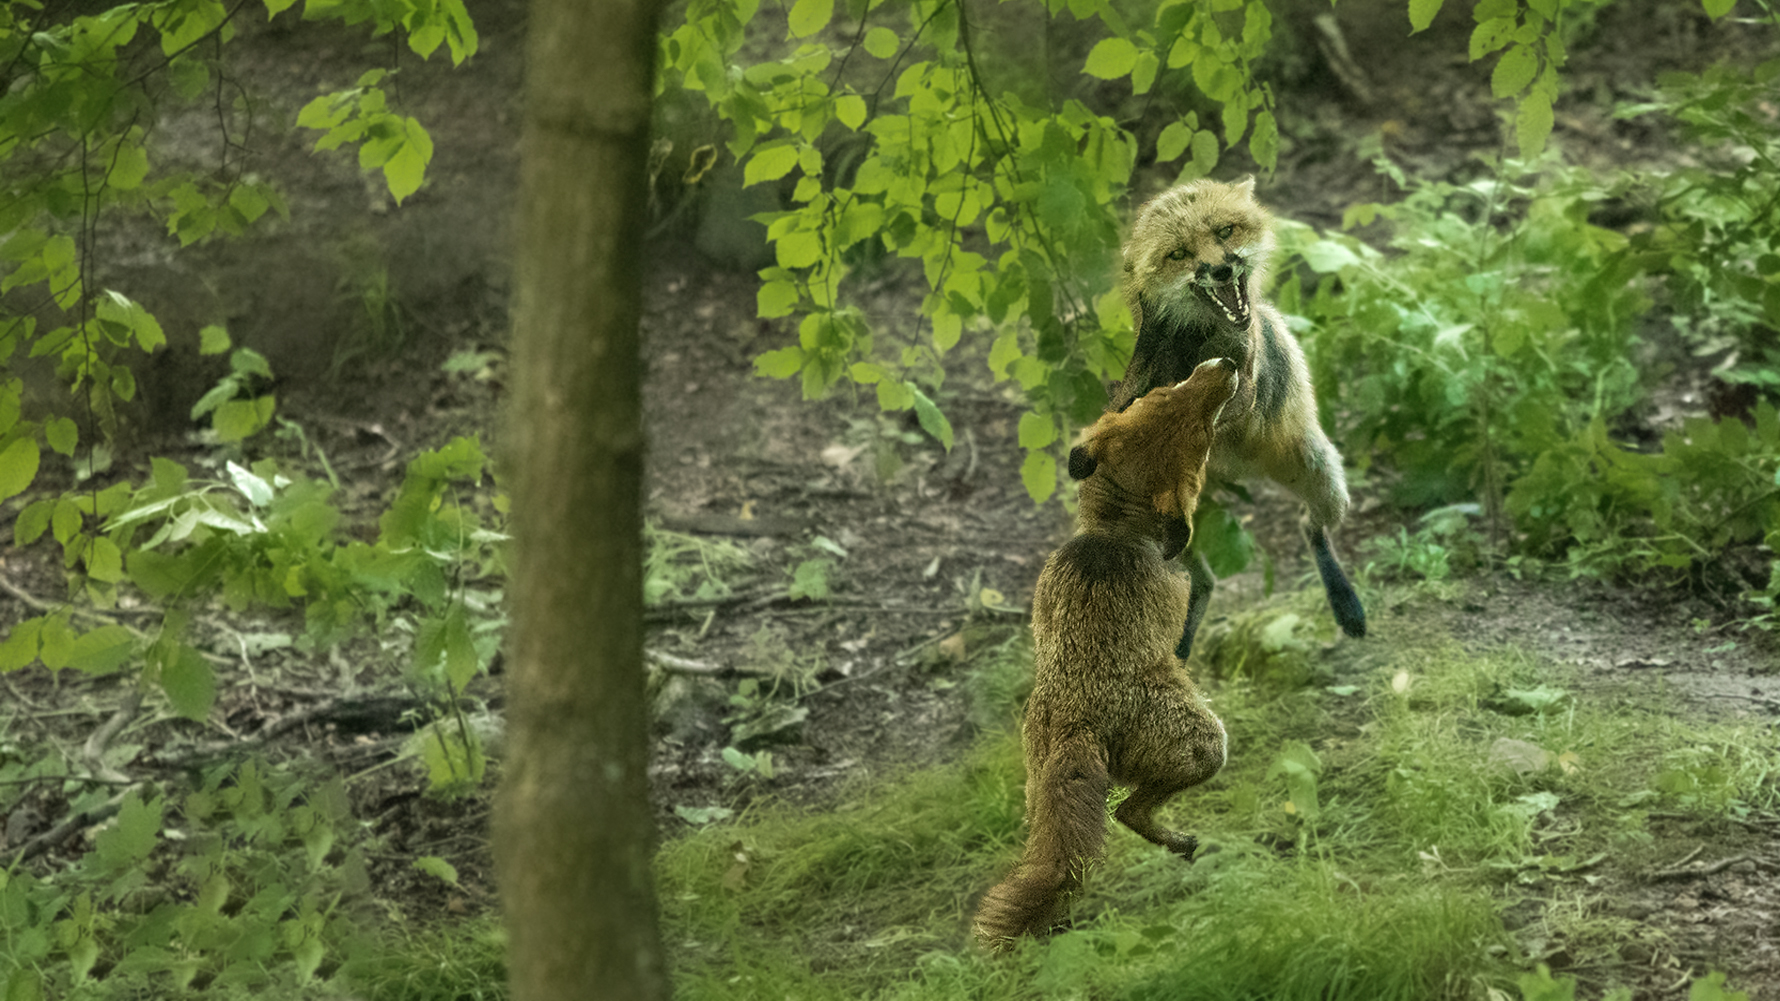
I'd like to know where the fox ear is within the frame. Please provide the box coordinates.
[1234,174,1256,195]
[1067,444,1098,480]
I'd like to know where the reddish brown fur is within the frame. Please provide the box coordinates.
[973,359,1239,952]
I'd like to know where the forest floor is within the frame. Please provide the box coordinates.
[0,1,1777,999]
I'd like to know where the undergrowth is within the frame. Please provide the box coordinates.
[631,599,1775,1001]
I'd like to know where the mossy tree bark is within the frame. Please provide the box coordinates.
[496,0,666,998]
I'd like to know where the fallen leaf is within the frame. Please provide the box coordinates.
[936,632,967,662]
[1557,751,1581,774]
[1391,670,1412,694]
[1489,737,1551,776]
[820,443,866,468]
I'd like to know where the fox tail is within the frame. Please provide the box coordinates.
[973,735,1109,951]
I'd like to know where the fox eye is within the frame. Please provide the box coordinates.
[1166,247,1189,261]
[1215,224,1235,241]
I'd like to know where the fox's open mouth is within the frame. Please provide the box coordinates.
[1194,276,1251,326]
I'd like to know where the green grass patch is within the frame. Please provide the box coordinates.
[348,917,509,1001]
[648,582,1775,1000]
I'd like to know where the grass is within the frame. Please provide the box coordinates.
[354,581,1778,1000]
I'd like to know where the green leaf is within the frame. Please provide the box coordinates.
[1408,0,1445,32]
[199,325,231,355]
[384,117,434,203]
[169,56,210,99]
[1517,964,1578,1001]
[45,418,78,457]
[787,0,833,38]
[214,396,276,441]
[745,144,800,186]
[67,625,135,675]
[231,347,274,379]
[1701,0,1735,17]
[908,385,954,451]
[230,183,270,223]
[1131,51,1159,95]
[413,856,460,886]
[931,310,962,352]
[758,280,800,318]
[0,616,44,672]
[988,333,1022,379]
[0,437,39,502]
[1266,741,1323,820]
[789,558,831,600]
[15,499,54,546]
[1250,108,1278,172]
[1222,93,1249,147]
[443,606,478,691]
[776,228,823,268]
[227,460,274,507]
[1083,37,1140,80]
[1516,91,1554,159]
[108,144,150,191]
[1300,240,1360,273]
[159,643,215,720]
[754,347,805,379]
[835,94,867,131]
[875,379,914,410]
[1491,43,1538,98]
[52,498,82,545]
[1018,412,1057,450]
[87,537,124,583]
[1686,970,1749,1001]
[1156,120,1193,162]
[863,26,899,58]
[95,791,161,870]
[1021,450,1057,504]
[413,721,485,790]
[4,968,45,1001]
[1180,129,1220,182]
[1193,500,1255,577]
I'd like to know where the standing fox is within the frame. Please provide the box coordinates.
[973,358,1240,951]
[1113,177,1365,658]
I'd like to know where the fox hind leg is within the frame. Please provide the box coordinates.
[1114,784,1200,860]
[1112,702,1226,861]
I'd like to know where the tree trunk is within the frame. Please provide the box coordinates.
[496,0,665,998]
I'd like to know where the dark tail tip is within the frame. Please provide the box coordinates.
[1310,529,1367,639]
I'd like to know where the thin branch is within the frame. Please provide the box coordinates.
[11,788,132,863]
[1648,852,1768,881]
[81,686,142,785]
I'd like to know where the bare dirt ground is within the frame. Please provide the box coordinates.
[1,0,1776,997]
